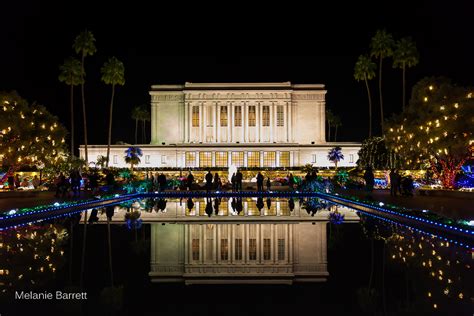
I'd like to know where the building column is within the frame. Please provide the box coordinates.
[213,103,217,143]
[288,102,292,142]
[289,151,294,167]
[273,104,277,143]
[189,104,193,142]
[256,102,260,142]
[320,101,326,143]
[195,151,200,168]
[216,103,220,143]
[241,103,245,142]
[276,150,280,167]
[269,104,274,143]
[211,151,216,167]
[227,104,231,142]
[184,102,188,143]
[243,151,248,167]
[244,103,249,143]
[199,104,203,143]
[228,151,232,167]
[260,150,264,168]
[230,103,234,143]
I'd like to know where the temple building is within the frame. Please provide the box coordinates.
[81,82,360,168]
[149,222,329,284]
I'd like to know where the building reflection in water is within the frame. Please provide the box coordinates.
[149,222,328,284]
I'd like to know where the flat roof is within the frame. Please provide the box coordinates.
[150,82,325,91]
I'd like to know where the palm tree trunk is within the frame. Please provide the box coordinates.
[142,120,145,144]
[134,119,138,144]
[402,62,406,110]
[328,123,331,142]
[107,217,114,287]
[70,84,75,156]
[379,57,384,133]
[80,54,88,164]
[106,85,116,168]
[80,210,88,289]
[364,76,373,138]
[334,126,338,142]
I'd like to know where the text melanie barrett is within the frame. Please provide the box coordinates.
[15,291,87,300]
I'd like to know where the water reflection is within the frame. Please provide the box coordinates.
[149,222,329,284]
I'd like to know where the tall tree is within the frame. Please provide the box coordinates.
[141,105,150,144]
[332,115,342,142]
[73,30,97,164]
[385,77,473,188]
[58,57,83,156]
[370,29,395,133]
[326,109,334,142]
[101,57,125,167]
[131,105,143,144]
[393,37,419,110]
[354,55,377,137]
[124,146,143,172]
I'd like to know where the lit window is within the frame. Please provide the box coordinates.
[161,155,167,164]
[279,151,290,167]
[249,239,257,260]
[215,152,228,167]
[235,238,242,260]
[264,238,271,260]
[311,154,317,163]
[234,106,242,127]
[206,106,213,127]
[349,154,354,163]
[185,152,196,167]
[263,152,276,167]
[248,106,256,126]
[247,151,260,167]
[262,106,270,126]
[145,155,150,164]
[199,152,212,168]
[221,239,229,260]
[231,152,244,167]
[277,105,284,126]
[192,239,199,260]
[192,106,199,127]
[278,239,285,260]
[113,155,118,164]
[220,106,228,127]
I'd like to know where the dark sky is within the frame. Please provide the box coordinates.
[1,1,473,146]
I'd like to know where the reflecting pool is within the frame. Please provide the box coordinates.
[0,197,472,316]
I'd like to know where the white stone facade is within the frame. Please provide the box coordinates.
[149,222,328,284]
[80,82,360,168]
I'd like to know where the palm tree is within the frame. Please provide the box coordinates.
[370,29,395,133]
[326,109,334,142]
[332,115,342,142]
[101,57,125,168]
[124,146,143,172]
[73,30,97,164]
[327,146,344,169]
[140,105,151,144]
[131,105,143,144]
[393,37,419,110]
[354,55,377,137]
[58,57,83,156]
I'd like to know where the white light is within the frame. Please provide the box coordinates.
[53,202,60,207]
[154,191,158,194]
[379,202,384,207]
[8,209,17,215]
[216,191,220,193]
[114,194,120,197]
[295,190,299,193]
[422,210,429,213]
[467,220,474,226]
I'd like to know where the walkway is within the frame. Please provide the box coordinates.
[336,188,473,221]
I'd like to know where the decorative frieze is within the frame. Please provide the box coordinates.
[151,94,184,102]
[292,94,325,101]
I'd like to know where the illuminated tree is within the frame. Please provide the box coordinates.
[58,56,84,156]
[393,37,419,110]
[0,91,67,182]
[357,136,400,170]
[328,146,344,169]
[326,109,334,141]
[354,55,376,137]
[73,30,97,164]
[332,114,342,142]
[385,77,473,188]
[131,105,142,144]
[370,29,395,132]
[124,146,142,172]
[101,57,125,167]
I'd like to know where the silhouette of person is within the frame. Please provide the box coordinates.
[231,173,237,192]
[213,198,220,215]
[266,197,271,210]
[187,197,194,211]
[256,172,264,191]
[231,197,237,213]
[158,198,167,211]
[288,198,295,212]
[236,198,243,215]
[205,198,213,217]
[205,170,213,191]
[256,197,264,212]
[236,170,243,191]
[187,172,194,191]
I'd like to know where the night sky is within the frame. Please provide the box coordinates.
[1,1,473,146]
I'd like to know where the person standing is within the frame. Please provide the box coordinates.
[266,177,271,191]
[231,173,237,192]
[256,172,264,191]
[236,170,243,191]
[187,171,194,191]
[363,166,375,192]
[213,172,219,190]
[389,169,398,196]
[288,173,295,191]
[205,170,213,191]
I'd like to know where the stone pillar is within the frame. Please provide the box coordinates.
[269,104,274,143]
[260,150,264,167]
[230,103,234,143]
[151,101,157,144]
[184,102,188,143]
[273,103,277,143]
[213,103,217,142]
[241,103,245,142]
[216,103,220,143]
[227,151,232,167]
[245,103,249,143]
[227,104,231,142]
[243,151,248,167]
[276,150,280,167]
[320,101,326,143]
[287,102,292,142]
[199,104,203,143]
[256,102,260,142]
